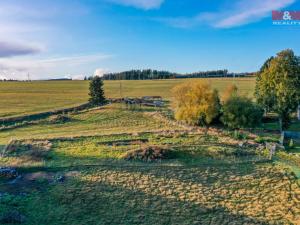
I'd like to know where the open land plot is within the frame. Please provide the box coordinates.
[1,104,300,224]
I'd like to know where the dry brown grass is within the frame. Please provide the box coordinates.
[123,146,172,162]
[81,165,300,224]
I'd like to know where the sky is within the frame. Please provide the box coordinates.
[0,0,300,80]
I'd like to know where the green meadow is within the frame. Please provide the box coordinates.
[0,78,255,119]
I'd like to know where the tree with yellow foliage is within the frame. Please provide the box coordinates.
[172,81,221,126]
[222,84,238,103]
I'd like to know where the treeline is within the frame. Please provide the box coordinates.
[0,79,19,82]
[85,69,254,80]
[100,69,176,80]
[177,70,228,79]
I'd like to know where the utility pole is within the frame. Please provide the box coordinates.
[119,80,123,98]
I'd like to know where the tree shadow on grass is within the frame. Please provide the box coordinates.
[20,177,269,225]
[0,151,288,225]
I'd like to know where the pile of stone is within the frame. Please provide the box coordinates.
[0,167,18,179]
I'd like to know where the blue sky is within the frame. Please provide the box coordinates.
[0,0,300,80]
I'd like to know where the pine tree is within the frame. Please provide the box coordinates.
[89,76,106,106]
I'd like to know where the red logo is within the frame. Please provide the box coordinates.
[272,11,300,20]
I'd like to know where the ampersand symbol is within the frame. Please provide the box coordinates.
[283,11,292,20]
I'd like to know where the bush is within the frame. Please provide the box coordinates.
[172,81,221,126]
[123,146,172,162]
[222,96,264,129]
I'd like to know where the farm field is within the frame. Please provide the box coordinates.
[1,104,300,224]
[0,78,255,119]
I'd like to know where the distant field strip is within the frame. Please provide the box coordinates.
[0,78,255,119]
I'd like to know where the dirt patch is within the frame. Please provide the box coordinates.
[123,146,173,162]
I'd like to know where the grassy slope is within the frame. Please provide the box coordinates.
[1,105,300,224]
[0,78,255,118]
[0,105,178,147]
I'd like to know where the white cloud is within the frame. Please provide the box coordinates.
[0,54,113,80]
[72,74,86,80]
[94,68,109,77]
[0,74,8,80]
[109,0,164,10]
[0,2,111,80]
[215,0,295,28]
[157,0,295,28]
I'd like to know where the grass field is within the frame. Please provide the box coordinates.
[1,79,300,224]
[0,105,178,149]
[0,78,255,119]
[1,104,300,224]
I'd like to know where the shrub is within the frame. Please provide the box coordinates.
[123,146,172,162]
[172,81,221,126]
[222,96,264,129]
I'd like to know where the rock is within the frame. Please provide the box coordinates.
[0,211,26,224]
[0,168,18,179]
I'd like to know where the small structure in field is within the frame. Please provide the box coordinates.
[110,96,164,108]
[142,96,162,100]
